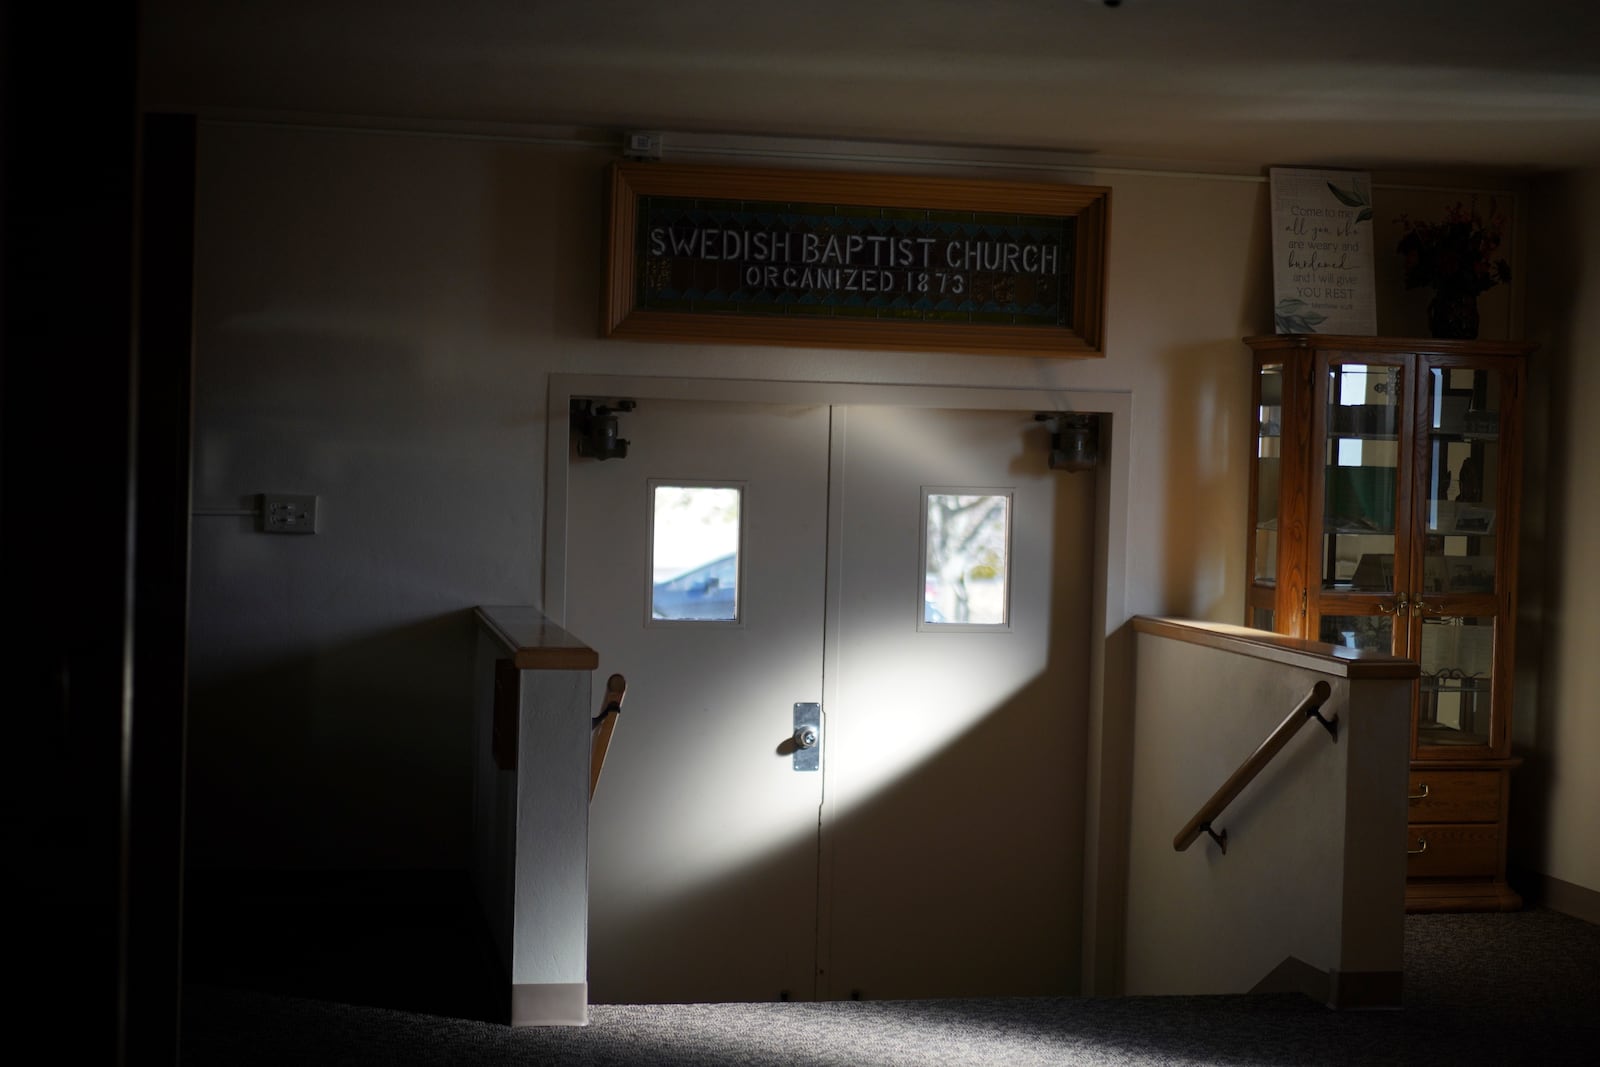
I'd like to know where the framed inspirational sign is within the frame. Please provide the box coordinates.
[604,163,1109,358]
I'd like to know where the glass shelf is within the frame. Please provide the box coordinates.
[1417,723,1486,746]
[1421,683,1488,694]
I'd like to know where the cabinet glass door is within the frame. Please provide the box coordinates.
[1317,612,1393,653]
[1248,359,1292,632]
[1416,363,1507,755]
[1417,615,1496,747]
[1322,362,1402,593]
[1255,363,1284,588]
[1421,366,1501,598]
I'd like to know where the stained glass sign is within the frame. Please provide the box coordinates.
[605,163,1109,357]
[638,198,1074,327]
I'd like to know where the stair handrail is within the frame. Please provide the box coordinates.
[590,673,626,800]
[1172,679,1336,854]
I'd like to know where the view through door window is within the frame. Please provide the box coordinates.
[922,489,1012,628]
[650,483,743,622]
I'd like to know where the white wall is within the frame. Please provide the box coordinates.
[185,123,1266,872]
[1123,626,1410,1000]
[186,122,1594,922]
[187,128,552,867]
[1515,170,1600,902]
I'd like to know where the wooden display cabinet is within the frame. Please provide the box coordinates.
[1244,334,1534,911]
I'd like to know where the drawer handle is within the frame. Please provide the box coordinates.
[1408,783,1431,801]
[1408,837,1429,856]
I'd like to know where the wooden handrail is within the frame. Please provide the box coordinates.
[1173,680,1335,853]
[590,673,626,801]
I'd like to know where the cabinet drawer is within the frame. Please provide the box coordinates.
[1406,770,1501,823]
[1405,823,1501,878]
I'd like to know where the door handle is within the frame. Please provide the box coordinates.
[793,702,821,771]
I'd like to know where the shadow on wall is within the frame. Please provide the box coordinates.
[183,867,504,1023]
[1508,173,1581,877]
[185,611,478,871]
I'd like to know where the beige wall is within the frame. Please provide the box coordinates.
[1124,626,1409,999]
[1514,170,1600,900]
[186,122,1594,914]
[186,123,1266,871]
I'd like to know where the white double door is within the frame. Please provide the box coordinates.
[565,396,1093,1003]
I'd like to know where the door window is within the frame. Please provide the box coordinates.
[920,488,1013,629]
[649,482,743,623]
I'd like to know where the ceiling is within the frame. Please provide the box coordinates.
[140,0,1600,172]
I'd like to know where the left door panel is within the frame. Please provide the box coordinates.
[566,399,831,1002]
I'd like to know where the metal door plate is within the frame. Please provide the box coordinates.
[793,702,821,771]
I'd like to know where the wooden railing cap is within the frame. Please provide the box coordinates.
[1133,616,1419,680]
[476,606,600,671]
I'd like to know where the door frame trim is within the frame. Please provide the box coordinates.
[545,374,1134,996]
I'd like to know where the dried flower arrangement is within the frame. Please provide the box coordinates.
[1395,199,1511,338]
[1396,200,1512,296]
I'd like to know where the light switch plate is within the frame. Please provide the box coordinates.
[262,493,317,534]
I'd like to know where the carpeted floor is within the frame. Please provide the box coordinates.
[180,878,1600,1066]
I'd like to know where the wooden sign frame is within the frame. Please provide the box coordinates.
[603,162,1109,358]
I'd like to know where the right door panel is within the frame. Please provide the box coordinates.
[822,406,1095,998]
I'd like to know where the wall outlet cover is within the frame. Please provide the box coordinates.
[262,493,317,534]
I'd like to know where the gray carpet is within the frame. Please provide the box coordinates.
[181,908,1599,1066]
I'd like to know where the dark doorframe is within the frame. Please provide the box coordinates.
[127,111,199,1065]
[2,4,196,1057]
